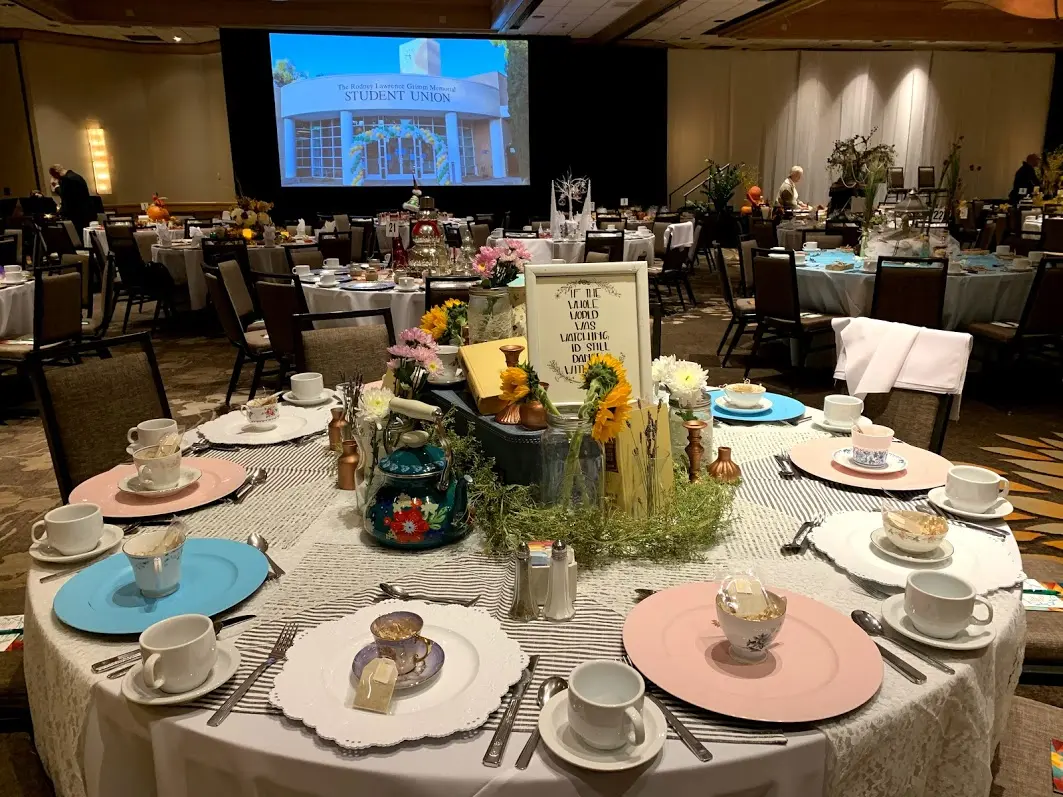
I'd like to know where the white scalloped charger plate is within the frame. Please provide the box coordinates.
[196,405,329,446]
[269,600,526,750]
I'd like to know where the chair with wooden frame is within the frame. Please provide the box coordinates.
[648,245,691,313]
[318,232,353,265]
[37,219,93,313]
[28,332,170,501]
[712,243,756,367]
[871,257,949,328]
[293,309,396,388]
[203,267,275,405]
[744,249,837,380]
[471,223,490,249]
[0,263,84,370]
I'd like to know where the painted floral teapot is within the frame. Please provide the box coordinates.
[363,398,469,550]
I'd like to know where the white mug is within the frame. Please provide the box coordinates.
[127,418,178,448]
[398,276,416,289]
[904,571,993,640]
[242,401,280,430]
[292,265,311,278]
[133,446,182,490]
[3,266,25,283]
[823,395,863,426]
[567,660,646,751]
[946,465,1009,513]
[802,241,819,251]
[124,526,187,598]
[290,372,324,400]
[32,503,104,555]
[317,271,338,287]
[323,257,340,267]
[139,614,217,693]
[995,245,1011,256]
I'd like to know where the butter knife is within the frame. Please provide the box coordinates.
[647,692,713,761]
[875,642,927,684]
[483,654,539,767]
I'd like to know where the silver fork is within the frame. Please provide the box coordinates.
[206,623,297,727]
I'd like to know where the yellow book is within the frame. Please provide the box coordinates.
[458,336,528,415]
[604,401,674,518]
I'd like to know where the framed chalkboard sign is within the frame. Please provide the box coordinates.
[524,261,652,405]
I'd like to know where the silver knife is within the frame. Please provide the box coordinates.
[92,614,256,674]
[875,642,927,684]
[646,692,713,761]
[483,654,539,767]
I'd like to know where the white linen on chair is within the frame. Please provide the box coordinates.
[664,221,694,250]
[832,317,972,419]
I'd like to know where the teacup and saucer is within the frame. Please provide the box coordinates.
[926,466,1013,521]
[878,572,995,651]
[351,611,444,690]
[283,372,333,406]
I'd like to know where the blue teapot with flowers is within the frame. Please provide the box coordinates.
[363,398,469,550]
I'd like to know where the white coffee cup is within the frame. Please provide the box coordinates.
[133,446,182,490]
[398,275,416,289]
[3,266,25,283]
[904,571,994,640]
[317,270,338,287]
[323,257,340,267]
[567,660,646,751]
[803,241,819,251]
[436,345,460,380]
[242,400,280,430]
[292,265,311,278]
[823,395,863,426]
[127,418,178,448]
[124,526,187,598]
[946,465,1009,513]
[89,221,100,228]
[1010,257,1032,271]
[995,245,1011,256]
[1029,250,1045,265]
[291,372,324,400]
[32,503,104,555]
[139,614,217,693]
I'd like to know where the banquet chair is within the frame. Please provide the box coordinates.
[318,232,352,265]
[651,222,670,260]
[443,224,464,250]
[649,245,691,313]
[917,167,936,190]
[1040,217,1063,252]
[286,246,325,270]
[293,309,395,387]
[745,249,837,380]
[886,166,906,202]
[738,235,757,296]
[37,220,93,312]
[748,217,776,249]
[202,238,255,305]
[0,264,83,370]
[104,221,135,248]
[348,222,370,262]
[28,332,170,501]
[216,260,265,334]
[251,272,311,384]
[990,696,1063,796]
[471,223,490,249]
[425,275,480,312]
[474,213,497,227]
[654,212,680,225]
[83,232,119,343]
[3,228,23,264]
[108,236,178,333]
[203,268,275,405]
[871,257,948,328]
[823,223,861,250]
[713,243,756,367]
[0,234,16,265]
[596,215,622,231]
[975,219,997,251]
[862,391,954,454]
[333,214,351,233]
[584,230,624,262]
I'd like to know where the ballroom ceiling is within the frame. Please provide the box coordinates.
[0,0,1061,49]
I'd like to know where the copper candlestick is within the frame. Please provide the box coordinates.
[683,419,708,483]
[499,344,524,368]
[495,344,526,424]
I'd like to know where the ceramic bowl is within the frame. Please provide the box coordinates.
[881,509,949,553]
[723,382,767,409]
[715,591,787,662]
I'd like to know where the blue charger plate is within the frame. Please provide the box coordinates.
[53,539,269,635]
[708,390,806,423]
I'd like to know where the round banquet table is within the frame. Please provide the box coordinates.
[797,250,1036,330]
[302,281,425,334]
[0,280,33,338]
[486,233,655,265]
[23,415,1023,797]
[150,244,295,311]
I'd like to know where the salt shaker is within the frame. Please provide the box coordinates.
[543,540,575,621]
[509,542,539,621]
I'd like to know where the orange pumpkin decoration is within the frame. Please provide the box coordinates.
[146,193,170,222]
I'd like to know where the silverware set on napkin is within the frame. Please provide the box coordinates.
[774,453,801,479]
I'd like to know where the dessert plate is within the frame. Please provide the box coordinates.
[282,388,338,407]
[197,405,328,446]
[707,390,806,423]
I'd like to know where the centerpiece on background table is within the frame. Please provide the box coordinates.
[225,196,275,242]
[550,170,591,241]
[146,193,170,222]
[469,239,530,343]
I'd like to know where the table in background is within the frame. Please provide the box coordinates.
[796,250,1035,329]
[486,233,655,265]
[150,244,294,311]
[302,283,424,333]
[83,227,158,263]
[0,281,33,338]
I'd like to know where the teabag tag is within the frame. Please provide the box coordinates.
[719,568,771,619]
[352,657,398,714]
[156,432,182,456]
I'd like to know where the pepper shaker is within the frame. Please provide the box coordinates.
[509,542,539,621]
[543,540,575,621]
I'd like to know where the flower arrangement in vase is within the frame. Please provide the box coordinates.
[472,239,530,288]
[387,328,442,398]
[652,355,712,478]
[500,361,557,430]
[228,196,275,235]
[420,299,468,346]
[354,383,394,483]
[468,239,531,342]
[651,355,709,412]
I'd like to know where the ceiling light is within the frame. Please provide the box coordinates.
[172,36,182,42]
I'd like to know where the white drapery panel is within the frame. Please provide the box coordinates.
[668,49,1053,207]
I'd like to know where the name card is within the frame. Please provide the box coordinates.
[385,218,399,237]
[524,262,652,406]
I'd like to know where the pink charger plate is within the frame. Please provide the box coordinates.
[623,582,883,724]
[788,437,951,491]
[68,457,247,519]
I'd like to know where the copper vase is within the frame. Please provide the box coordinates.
[337,439,361,490]
[683,420,708,483]
[708,446,742,484]
[328,407,348,452]
[518,401,548,430]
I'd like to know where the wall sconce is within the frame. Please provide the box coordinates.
[85,125,111,195]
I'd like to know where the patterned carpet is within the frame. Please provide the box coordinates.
[0,259,1060,795]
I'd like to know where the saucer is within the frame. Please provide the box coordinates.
[815,415,871,433]
[30,524,123,564]
[126,439,193,457]
[714,396,772,415]
[351,639,445,690]
[282,388,338,407]
[880,594,995,651]
[118,466,202,498]
[833,448,907,475]
[122,642,241,705]
[2,277,27,285]
[395,284,420,292]
[869,527,954,564]
[427,370,465,387]
[538,692,666,772]
[926,487,1013,521]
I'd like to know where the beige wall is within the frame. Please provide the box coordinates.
[0,43,39,197]
[19,40,235,205]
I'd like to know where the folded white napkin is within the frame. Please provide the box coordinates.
[322,221,337,233]
[665,221,694,250]
[262,226,276,247]
[832,317,972,419]
[296,218,307,238]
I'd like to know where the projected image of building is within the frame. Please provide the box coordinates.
[274,38,526,187]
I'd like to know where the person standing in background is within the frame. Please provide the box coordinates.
[776,166,807,211]
[48,164,94,232]
[1009,153,1041,205]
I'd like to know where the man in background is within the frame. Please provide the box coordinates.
[776,166,807,211]
[1009,153,1040,205]
[48,163,94,232]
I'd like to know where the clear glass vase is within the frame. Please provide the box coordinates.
[539,413,604,510]
[468,287,514,343]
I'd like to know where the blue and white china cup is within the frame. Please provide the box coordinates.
[567,660,646,750]
[850,424,893,468]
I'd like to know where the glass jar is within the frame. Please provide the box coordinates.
[539,413,604,510]
[467,287,514,343]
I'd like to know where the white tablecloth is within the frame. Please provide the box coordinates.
[150,245,293,311]
[302,283,424,333]
[486,234,655,265]
[23,415,1022,797]
[0,281,33,338]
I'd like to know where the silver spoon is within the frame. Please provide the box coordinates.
[248,533,285,579]
[379,583,479,606]
[515,676,568,770]
[851,610,953,675]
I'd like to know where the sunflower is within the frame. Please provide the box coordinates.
[581,353,627,393]
[443,298,465,310]
[420,306,448,341]
[500,366,530,404]
[592,382,632,443]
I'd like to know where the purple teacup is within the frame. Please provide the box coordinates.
[370,611,433,675]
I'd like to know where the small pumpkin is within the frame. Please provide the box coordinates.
[146,193,169,222]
